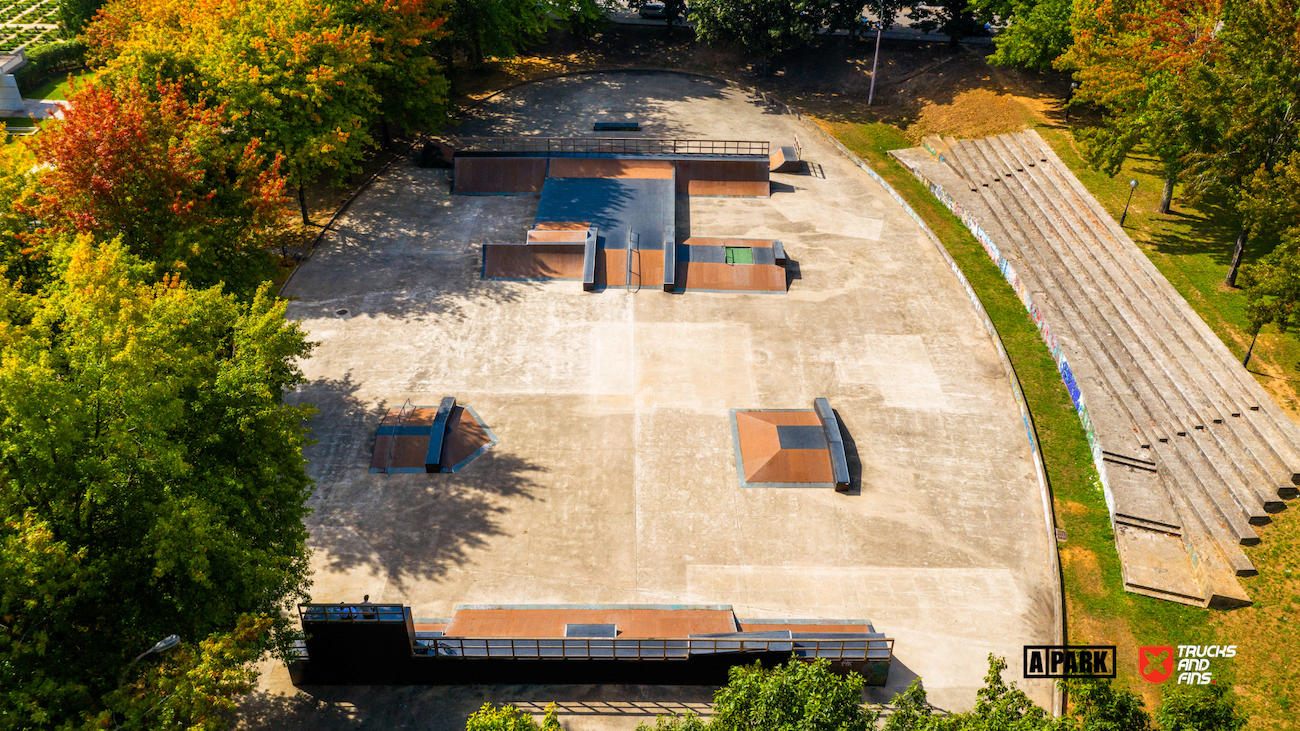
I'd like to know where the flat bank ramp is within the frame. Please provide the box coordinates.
[891,130,1300,609]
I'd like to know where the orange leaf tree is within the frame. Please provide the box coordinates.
[88,0,451,223]
[26,80,287,296]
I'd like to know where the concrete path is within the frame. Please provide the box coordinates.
[239,72,1058,730]
[892,131,1300,609]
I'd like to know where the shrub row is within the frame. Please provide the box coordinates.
[14,39,85,93]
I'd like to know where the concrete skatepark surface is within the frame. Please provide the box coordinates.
[242,72,1058,729]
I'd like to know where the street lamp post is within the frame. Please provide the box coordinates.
[1120,179,1138,227]
[118,634,180,689]
[868,20,883,106]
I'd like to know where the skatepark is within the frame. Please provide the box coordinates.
[251,72,1060,728]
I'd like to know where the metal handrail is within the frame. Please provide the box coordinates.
[301,604,408,623]
[412,636,894,662]
[382,399,413,475]
[452,137,770,157]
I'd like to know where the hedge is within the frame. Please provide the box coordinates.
[14,40,87,94]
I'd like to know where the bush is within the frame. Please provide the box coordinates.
[15,39,87,93]
[464,703,561,731]
[1154,685,1247,731]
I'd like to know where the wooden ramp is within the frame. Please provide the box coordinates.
[770,145,800,173]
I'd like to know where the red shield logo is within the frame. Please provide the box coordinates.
[1139,646,1174,683]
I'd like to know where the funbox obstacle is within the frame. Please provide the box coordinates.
[731,398,852,490]
[290,603,892,686]
[443,136,800,293]
[370,397,497,475]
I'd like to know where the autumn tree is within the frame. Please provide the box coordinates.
[1065,0,1300,286]
[88,0,398,224]
[0,131,45,294]
[0,238,316,730]
[1182,0,1300,286]
[25,80,287,297]
[1061,0,1216,214]
[342,0,453,147]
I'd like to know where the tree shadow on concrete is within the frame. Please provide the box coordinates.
[455,71,732,139]
[236,684,714,731]
[282,162,551,324]
[290,375,547,591]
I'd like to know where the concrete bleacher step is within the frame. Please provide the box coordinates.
[970,135,1281,530]
[1000,133,1300,482]
[939,141,1266,552]
[1168,481,1254,608]
[1005,145,1300,508]
[1109,465,1182,535]
[939,136,981,190]
[1018,163,1300,506]
[1115,524,1205,606]
[901,131,1284,607]
[1021,130,1300,473]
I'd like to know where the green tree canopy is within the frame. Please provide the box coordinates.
[691,0,819,74]
[0,238,316,730]
[1154,684,1247,731]
[1065,678,1151,731]
[974,0,1074,71]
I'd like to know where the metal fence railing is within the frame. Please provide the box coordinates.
[301,604,409,623]
[381,400,413,475]
[413,636,893,662]
[453,137,769,157]
[296,604,893,665]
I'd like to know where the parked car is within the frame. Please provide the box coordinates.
[639,2,666,19]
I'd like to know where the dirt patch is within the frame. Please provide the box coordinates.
[1061,545,1106,598]
[1058,501,1091,517]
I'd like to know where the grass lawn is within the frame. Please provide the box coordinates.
[818,120,1215,708]
[24,69,96,102]
[1036,125,1300,730]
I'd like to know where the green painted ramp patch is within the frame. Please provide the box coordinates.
[725,247,753,264]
